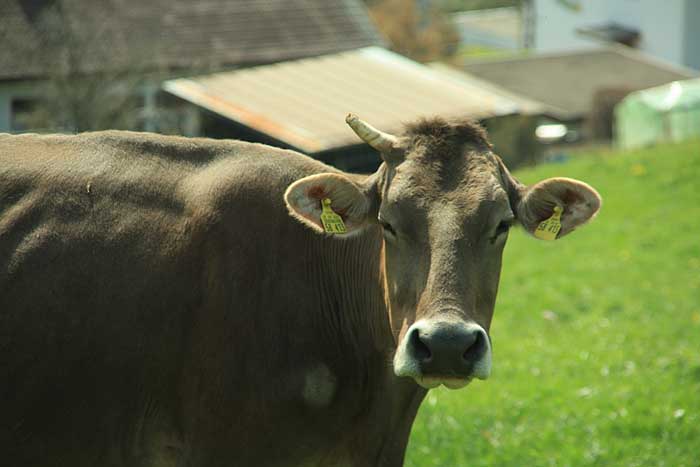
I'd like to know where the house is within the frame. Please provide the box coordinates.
[0,0,382,133]
[524,0,700,70]
[461,45,696,140]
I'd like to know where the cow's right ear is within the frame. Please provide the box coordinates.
[284,173,373,237]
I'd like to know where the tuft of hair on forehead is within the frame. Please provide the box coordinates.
[403,117,492,153]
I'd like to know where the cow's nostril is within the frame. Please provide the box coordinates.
[463,331,485,362]
[409,328,432,362]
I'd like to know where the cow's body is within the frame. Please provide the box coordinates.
[1,118,600,467]
[0,131,421,466]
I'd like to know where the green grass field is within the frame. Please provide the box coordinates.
[405,141,700,467]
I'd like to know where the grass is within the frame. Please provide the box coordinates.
[405,140,700,467]
[449,45,533,66]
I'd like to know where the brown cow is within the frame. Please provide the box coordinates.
[0,115,600,466]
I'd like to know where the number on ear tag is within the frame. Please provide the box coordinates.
[534,206,563,241]
[320,198,347,234]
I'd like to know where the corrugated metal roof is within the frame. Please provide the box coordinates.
[163,47,542,153]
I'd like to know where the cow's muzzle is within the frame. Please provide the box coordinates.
[393,320,491,389]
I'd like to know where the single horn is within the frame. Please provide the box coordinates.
[346,114,398,154]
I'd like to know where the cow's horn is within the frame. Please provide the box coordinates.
[346,114,398,154]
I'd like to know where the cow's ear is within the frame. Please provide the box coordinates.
[516,177,601,239]
[495,156,601,239]
[284,173,372,236]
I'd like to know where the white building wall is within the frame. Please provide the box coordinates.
[684,0,700,70]
[534,0,611,51]
[534,0,689,68]
[612,0,685,67]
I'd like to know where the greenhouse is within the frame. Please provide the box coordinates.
[615,78,700,149]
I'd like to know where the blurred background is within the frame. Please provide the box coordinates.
[2,0,699,171]
[2,0,698,465]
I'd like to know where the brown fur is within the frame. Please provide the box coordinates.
[403,117,492,154]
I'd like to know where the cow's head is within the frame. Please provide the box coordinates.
[285,115,601,389]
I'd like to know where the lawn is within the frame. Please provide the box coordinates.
[405,141,700,467]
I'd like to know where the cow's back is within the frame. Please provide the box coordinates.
[0,131,340,466]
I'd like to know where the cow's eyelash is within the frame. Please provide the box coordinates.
[491,219,513,242]
[496,220,512,235]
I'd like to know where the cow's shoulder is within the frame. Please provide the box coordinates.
[170,136,338,224]
[1,130,333,217]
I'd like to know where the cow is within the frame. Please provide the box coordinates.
[0,114,600,467]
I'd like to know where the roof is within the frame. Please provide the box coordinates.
[163,46,544,153]
[0,0,382,80]
[462,45,697,120]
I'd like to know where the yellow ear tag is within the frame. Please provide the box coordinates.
[320,198,347,234]
[534,206,563,241]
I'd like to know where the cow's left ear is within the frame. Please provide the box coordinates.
[284,173,373,237]
[516,177,601,239]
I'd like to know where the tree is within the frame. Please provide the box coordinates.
[11,0,175,133]
[367,0,460,62]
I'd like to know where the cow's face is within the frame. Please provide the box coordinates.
[286,115,601,389]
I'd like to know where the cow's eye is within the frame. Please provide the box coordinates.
[379,219,397,237]
[491,219,512,242]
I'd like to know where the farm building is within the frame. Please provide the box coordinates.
[1,0,543,171]
[528,0,700,71]
[163,46,544,172]
[0,0,382,134]
[461,45,697,142]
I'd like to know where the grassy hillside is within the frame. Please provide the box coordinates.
[405,141,700,466]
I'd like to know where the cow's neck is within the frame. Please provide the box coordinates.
[306,227,391,401]
[305,228,425,466]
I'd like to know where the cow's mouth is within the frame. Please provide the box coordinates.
[417,375,473,390]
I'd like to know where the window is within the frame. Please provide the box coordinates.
[11,98,40,132]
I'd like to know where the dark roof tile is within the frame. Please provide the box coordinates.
[0,0,382,79]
